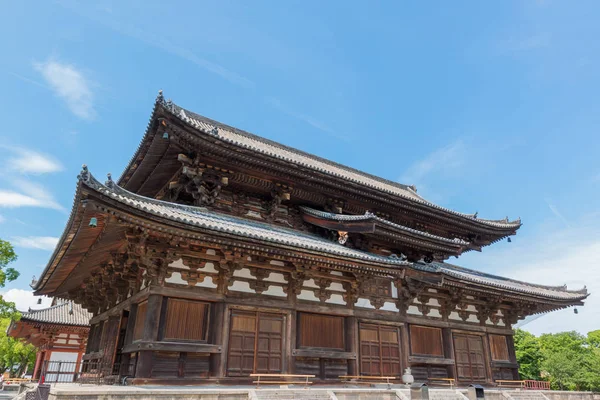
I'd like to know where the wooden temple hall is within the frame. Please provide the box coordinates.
[33,92,588,386]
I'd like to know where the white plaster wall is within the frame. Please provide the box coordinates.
[206,249,216,255]
[407,305,423,316]
[303,279,319,288]
[297,290,320,302]
[196,276,217,289]
[449,311,462,321]
[328,282,344,292]
[169,259,189,270]
[270,260,285,267]
[165,272,187,285]
[381,302,399,312]
[467,314,479,323]
[263,285,287,297]
[429,308,442,318]
[265,273,287,283]
[229,280,255,293]
[325,294,346,305]
[201,262,218,273]
[356,298,375,309]
[233,268,255,279]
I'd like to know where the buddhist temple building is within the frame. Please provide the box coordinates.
[32,92,588,385]
[8,299,91,381]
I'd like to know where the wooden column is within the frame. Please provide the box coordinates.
[442,328,455,379]
[32,351,43,380]
[209,302,226,378]
[120,306,138,377]
[401,324,411,372]
[288,310,297,374]
[136,294,163,378]
[506,334,519,379]
[345,316,359,375]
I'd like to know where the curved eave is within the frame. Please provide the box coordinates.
[300,207,470,256]
[117,94,522,233]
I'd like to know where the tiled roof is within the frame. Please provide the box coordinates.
[89,170,411,268]
[20,301,91,326]
[427,262,588,301]
[82,168,586,302]
[299,206,470,246]
[146,95,521,230]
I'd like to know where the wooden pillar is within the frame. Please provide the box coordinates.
[288,310,297,374]
[506,334,519,379]
[345,316,359,375]
[120,305,138,377]
[481,333,494,385]
[209,302,226,378]
[32,351,43,380]
[136,294,163,378]
[401,324,411,372]
[442,328,455,378]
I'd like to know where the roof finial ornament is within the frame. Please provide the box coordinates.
[106,173,114,188]
[473,211,478,219]
[211,126,219,136]
[410,185,417,192]
[157,89,164,104]
[78,164,89,182]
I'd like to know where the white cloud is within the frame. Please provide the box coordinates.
[400,139,466,186]
[546,200,571,228]
[0,289,52,312]
[0,180,64,211]
[34,59,96,120]
[11,236,59,251]
[2,146,64,174]
[265,97,343,140]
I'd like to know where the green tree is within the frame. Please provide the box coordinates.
[0,319,36,377]
[0,239,20,320]
[514,329,543,380]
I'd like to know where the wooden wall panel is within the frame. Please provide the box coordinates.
[453,333,486,381]
[184,354,210,378]
[410,325,444,356]
[151,352,179,378]
[133,302,147,342]
[226,311,284,377]
[489,335,510,361]
[359,323,401,376]
[163,299,209,341]
[298,313,344,350]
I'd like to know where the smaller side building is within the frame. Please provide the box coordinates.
[8,299,91,381]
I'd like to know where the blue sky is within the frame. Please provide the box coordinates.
[1,1,599,335]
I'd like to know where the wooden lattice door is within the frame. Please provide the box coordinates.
[227,310,284,377]
[359,323,401,376]
[453,334,486,381]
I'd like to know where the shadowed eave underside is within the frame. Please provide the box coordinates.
[35,167,587,305]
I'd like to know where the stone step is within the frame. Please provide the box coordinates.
[254,390,332,400]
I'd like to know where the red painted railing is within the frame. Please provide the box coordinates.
[524,380,551,390]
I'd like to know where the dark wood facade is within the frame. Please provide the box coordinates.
[32,93,588,386]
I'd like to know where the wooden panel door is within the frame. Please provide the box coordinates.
[453,334,486,382]
[359,323,401,376]
[256,313,283,373]
[227,311,284,377]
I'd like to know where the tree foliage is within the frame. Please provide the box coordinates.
[0,319,36,378]
[0,238,20,320]
[514,329,600,391]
